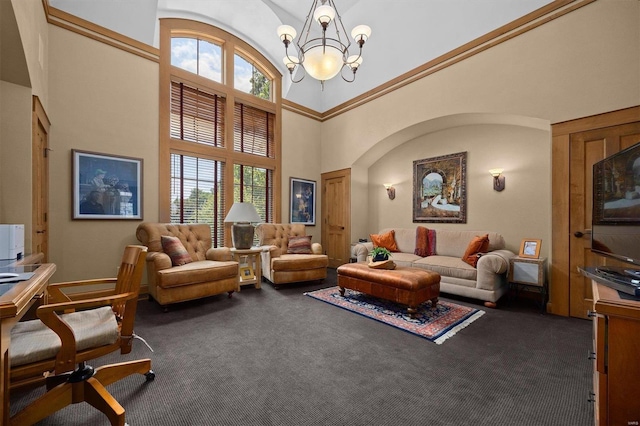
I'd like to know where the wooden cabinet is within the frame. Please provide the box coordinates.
[591,281,640,426]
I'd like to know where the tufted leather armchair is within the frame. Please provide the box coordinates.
[256,223,328,288]
[136,223,239,311]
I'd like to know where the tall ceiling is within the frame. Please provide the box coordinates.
[49,0,554,112]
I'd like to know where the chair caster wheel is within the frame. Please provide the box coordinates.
[145,370,155,381]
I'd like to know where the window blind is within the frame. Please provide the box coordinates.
[171,81,225,147]
[233,103,274,158]
[171,153,226,246]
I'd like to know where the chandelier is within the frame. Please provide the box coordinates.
[277,0,371,88]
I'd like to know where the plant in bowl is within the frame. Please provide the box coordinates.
[370,247,392,262]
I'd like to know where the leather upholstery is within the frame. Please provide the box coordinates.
[256,223,328,287]
[136,223,239,308]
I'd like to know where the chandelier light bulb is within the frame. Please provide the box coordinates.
[283,56,300,71]
[351,25,371,45]
[347,55,363,70]
[313,5,335,27]
[277,25,297,44]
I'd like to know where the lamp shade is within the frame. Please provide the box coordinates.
[224,202,261,223]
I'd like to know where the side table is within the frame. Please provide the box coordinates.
[230,247,262,290]
[508,256,547,312]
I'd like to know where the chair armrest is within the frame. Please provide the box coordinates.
[47,278,118,303]
[477,250,516,274]
[476,250,516,291]
[146,251,172,270]
[206,247,233,261]
[37,292,137,373]
[351,242,374,262]
[311,243,323,255]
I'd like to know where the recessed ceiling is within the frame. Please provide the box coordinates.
[49,0,554,112]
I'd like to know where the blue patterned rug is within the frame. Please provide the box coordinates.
[305,286,484,344]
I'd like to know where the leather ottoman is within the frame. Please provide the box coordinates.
[337,263,441,318]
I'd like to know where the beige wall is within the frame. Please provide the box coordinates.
[0,81,33,250]
[368,122,551,258]
[11,0,49,108]
[320,0,639,248]
[0,0,48,248]
[281,110,322,242]
[47,27,159,281]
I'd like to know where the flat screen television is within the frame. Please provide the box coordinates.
[591,141,640,286]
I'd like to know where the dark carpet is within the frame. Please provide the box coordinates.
[11,269,593,425]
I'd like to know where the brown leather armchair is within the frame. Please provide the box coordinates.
[136,223,239,310]
[256,223,328,288]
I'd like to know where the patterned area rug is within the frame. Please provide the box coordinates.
[305,286,484,344]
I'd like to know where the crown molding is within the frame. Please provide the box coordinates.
[42,0,159,63]
[41,0,593,120]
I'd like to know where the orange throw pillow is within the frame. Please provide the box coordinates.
[462,234,490,268]
[370,230,399,252]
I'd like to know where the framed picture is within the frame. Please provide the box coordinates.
[239,265,255,281]
[413,152,467,223]
[290,177,316,225]
[72,150,143,220]
[519,239,542,258]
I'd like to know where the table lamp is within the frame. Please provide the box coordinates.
[224,203,261,249]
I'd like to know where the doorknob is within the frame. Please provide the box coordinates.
[36,230,46,234]
[573,229,591,238]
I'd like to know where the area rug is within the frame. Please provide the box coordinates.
[305,286,484,344]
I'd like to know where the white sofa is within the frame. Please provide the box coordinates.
[350,228,516,307]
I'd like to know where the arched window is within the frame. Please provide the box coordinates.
[159,19,281,246]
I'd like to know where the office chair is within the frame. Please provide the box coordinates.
[10,245,154,426]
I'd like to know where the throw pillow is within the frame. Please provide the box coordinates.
[161,235,193,266]
[370,230,399,252]
[287,235,313,254]
[461,234,490,268]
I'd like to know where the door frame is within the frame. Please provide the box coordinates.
[32,96,50,261]
[549,105,640,316]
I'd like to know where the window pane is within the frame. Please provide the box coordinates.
[233,164,273,224]
[234,53,271,100]
[233,103,275,158]
[170,81,225,147]
[171,38,197,74]
[171,153,226,246]
[198,39,222,82]
[171,37,222,83]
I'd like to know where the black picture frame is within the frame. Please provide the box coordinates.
[290,177,316,225]
[72,150,143,220]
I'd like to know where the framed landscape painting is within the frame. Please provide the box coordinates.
[290,177,316,225]
[413,152,467,223]
[72,150,143,220]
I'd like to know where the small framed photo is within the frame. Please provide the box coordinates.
[519,239,541,259]
[239,265,255,281]
[290,177,316,225]
[73,150,143,220]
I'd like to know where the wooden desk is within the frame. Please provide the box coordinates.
[0,263,56,423]
[587,277,640,425]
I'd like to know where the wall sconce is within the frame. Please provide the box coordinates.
[383,183,395,200]
[489,169,505,192]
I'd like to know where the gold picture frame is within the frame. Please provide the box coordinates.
[519,239,541,259]
[413,151,467,223]
[239,265,255,281]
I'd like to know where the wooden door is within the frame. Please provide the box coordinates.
[568,123,640,317]
[321,169,350,268]
[32,97,50,261]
